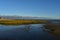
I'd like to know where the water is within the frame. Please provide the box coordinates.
[0,24,58,40]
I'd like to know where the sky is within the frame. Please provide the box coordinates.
[0,0,60,19]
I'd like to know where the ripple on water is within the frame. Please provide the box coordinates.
[0,24,58,40]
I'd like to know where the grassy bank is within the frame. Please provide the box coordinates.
[0,20,48,25]
[44,23,60,36]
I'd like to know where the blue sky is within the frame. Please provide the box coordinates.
[0,0,60,19]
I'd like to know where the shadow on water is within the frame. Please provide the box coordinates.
[0,24,59,40]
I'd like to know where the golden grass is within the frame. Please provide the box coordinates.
[0,20,48,25]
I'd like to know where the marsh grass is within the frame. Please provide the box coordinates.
[0,20,48,25]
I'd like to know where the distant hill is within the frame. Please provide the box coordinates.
[0,16,57,20]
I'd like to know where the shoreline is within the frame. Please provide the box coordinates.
[43,22,60,36]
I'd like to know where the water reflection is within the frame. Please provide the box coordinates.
[23,24,31,32]
[0,24,59,40]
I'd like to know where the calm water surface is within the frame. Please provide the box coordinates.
[0,24,58,40]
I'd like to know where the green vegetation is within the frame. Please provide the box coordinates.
[0,20,48,25]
